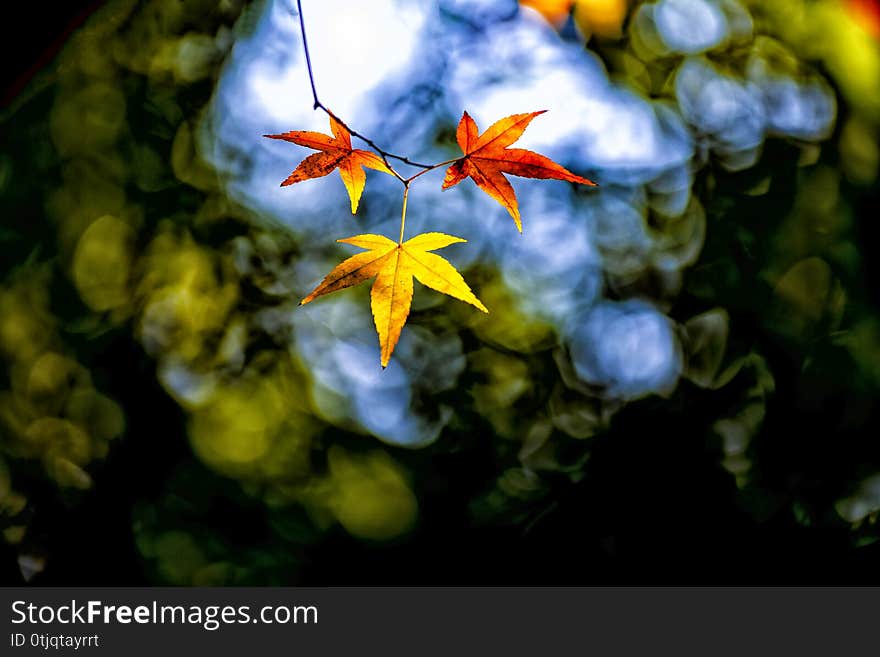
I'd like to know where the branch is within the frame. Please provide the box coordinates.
[294,0,435,174]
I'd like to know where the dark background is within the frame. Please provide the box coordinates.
[2,0,880,585]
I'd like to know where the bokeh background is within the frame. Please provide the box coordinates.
[1,0,880,585]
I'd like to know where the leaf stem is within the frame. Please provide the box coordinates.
[399,185,410,244]
[404,158,461,184]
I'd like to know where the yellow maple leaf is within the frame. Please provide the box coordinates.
[301,232,488,367]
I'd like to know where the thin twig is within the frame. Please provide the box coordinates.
[294,0,437,174]
[293,0,468,244]
[295,0,319,110]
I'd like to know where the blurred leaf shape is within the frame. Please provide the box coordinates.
[574,0,629,38]
[442,111,596,232]
[301,233,488,367]
[549,381,616,440]
[466,277,556,353]
[265,115,392,214]
[0,273,55,363]
[187,355,318,480]
[49,83,126,157]
[770,257,845,341]
[847,0,880,38]
[711,353,775,488]
[652,197,706,272]
[137,227,238,360]
[682,308,729,388]
[520,0,574,26]
[839,117,879,184]
[72,215,135,314]
[25,353,92,416]
[26,418,94,489]
[171,121,219,192]
[471,348,533,438]
[808,1,880,115]
[326,446,417,541]
[835,319,880,389]
[836,472,880,525]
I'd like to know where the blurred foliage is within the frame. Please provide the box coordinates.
[1,0,879,583]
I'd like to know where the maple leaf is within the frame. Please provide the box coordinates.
[265,115,392,214]
[442,111,597,232]
[301,233,488,367]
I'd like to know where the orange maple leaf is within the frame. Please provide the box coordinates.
[301,233,487,367]
[265,115,393,214]
[442,111,597,232]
